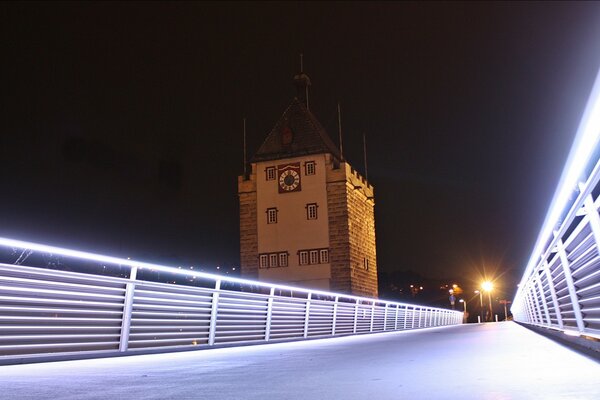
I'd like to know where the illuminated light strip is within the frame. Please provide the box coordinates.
[519,67,600,292]
[0,285,125,300]
[0,275,126,294]
[0,236,461,315]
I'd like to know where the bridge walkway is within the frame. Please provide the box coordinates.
[0,322,598,400]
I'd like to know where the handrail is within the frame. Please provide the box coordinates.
[0,238,462,363]
[512,67,600,339]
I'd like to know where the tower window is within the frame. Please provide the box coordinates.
[306,203,318,220]
[266,208,278,224]
[266,167,276,181]
[269,254,278,268]
[320,249,329,264]
[364,258,369,271]
[309,250,319,265]
[279,252,288,267]
[259,255,268,269]
[299,251,309,265]
[305,161,316,176]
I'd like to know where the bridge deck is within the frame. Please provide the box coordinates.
[1,322,599,400]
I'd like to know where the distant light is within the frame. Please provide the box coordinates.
[216,266,220,270]
[452,284,458,289]
[459,299,465,303]
[419,286,423,290]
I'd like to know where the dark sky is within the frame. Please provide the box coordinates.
[2,2,600,293]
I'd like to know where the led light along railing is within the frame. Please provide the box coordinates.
[516,66,600,299]
[0,236,447,307]
[512,66,600,338]
[0,236,462,362]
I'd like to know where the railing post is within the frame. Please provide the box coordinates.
[394,304,399,330]
[526,284,541,324]
[208,280,221,346]
[417,307,422,328]
[353,299,359,334]
[383,303,388,331]
[303,292,312,338]
[534,272,551,326]
[411,307,416,329]
[369,301,375,332]
[119,265,137,352]
[403,306,408,329]
[542,260,563,329]
[530,278,542,324]
[582,192,600,246]
[556,238,586,332]
[524,287,536,324]
[331,296,339,336]
[265,287,275,341]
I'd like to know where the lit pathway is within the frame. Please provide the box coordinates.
[1,322,599,400]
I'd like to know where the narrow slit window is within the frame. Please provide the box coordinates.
[319,249,329,264]
[309,250,319,264]
[259,254,268,269]
[306,203,318,220]
[305,161,316,176]
[269,254,278,268]
[299,251,309,265]
[267,208,278,224]
[279,252,288,267]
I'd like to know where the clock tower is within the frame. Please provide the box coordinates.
[238,72,378,298]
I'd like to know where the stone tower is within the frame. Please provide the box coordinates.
[238,72,378,298]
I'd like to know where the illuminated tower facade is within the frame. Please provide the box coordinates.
[238,72,378,298]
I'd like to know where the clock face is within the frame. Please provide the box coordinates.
[278,163,301,193]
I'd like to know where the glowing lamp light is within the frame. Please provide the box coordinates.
[482,281,493,292]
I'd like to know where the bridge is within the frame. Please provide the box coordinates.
[0,322,598,400]
[2,69,600,400]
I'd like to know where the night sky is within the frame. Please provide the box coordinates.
[2,2,600,296]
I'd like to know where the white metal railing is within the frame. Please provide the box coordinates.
[512,67,600,339]
[0,238,462,362]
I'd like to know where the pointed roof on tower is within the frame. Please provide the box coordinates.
[251,73,341,163]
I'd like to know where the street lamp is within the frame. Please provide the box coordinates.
[474,290,483,321]
[458,298,467,312]
[482,281,494,322]
[459,298,467,323]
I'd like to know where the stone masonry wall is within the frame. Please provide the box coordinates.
[327,179,351,293]
[327,161,378,298]
[238,175,258,279]
[346,182,378,298]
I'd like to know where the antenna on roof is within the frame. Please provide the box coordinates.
[294,54,311,110]
[337,102,344,161]
[363,132,368,181]
[243,117,247,177]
